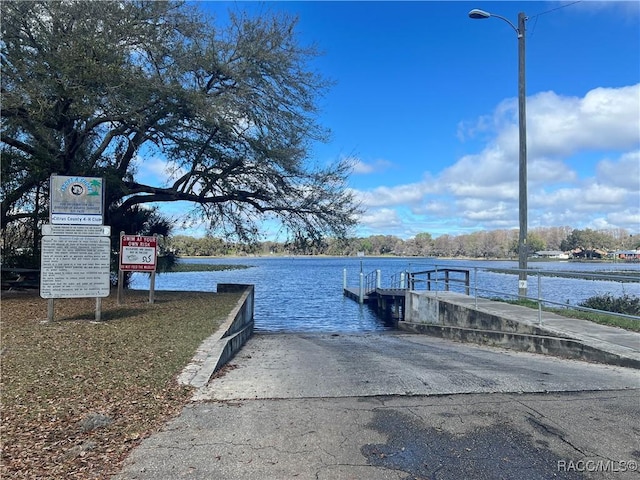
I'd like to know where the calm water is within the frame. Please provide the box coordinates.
[130,257,639,333]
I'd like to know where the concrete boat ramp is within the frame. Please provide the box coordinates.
[114,291,640,480]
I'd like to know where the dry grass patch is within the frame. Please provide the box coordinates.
[1,289,241,479]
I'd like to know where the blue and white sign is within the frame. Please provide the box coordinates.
[50,175,104,225]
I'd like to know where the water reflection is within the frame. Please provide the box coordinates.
[130,257,639,333]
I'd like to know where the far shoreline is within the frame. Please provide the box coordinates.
[175,254,636,265]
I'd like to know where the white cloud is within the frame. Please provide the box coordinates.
[412,200,452,216]
[133,155,189,188]
[135,156,168,181]
[596,150,640,191]
[606,209,640,227]
[441,148,516,187]
[354,178,436,207]
[573,0,640,16]
[529,158,576,185]
[525,86,640,158]
[353,84,640,238]
[357,208,403,229]
[458,84,640,160]
[351,157,395,174]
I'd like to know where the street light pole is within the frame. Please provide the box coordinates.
[469,9,528,297]
[516,12,528,299]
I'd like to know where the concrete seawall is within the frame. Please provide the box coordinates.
[178,284,255,388]
[400,291,640,369]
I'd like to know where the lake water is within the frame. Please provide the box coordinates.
[130,257,639,333]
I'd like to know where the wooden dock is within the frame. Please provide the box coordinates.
[343,287,371,303]
[343,266,471,322]
[343,286,407,321]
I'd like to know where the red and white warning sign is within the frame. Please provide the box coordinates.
[119,235,157,271]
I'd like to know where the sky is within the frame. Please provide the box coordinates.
[142,1,640,240]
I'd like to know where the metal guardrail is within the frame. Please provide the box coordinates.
[344,264,639,324]
[404,265,639,324]
[469,266,640,323]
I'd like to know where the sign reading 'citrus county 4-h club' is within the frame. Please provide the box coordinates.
[50,175,104,225]
[120,235,157,272]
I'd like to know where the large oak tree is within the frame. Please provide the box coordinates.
[1,0,359,251]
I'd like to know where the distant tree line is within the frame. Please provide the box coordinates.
[164,227,638,258]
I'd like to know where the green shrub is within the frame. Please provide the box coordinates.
[579,294,640,316]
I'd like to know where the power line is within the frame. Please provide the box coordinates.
[532,0,583,19]
[528,1,582,37]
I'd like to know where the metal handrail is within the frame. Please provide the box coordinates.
[345,263,639,323]
[408,268,470,295]
[389,271,408,289]
[363,270,378,295]
[468,266,639,323]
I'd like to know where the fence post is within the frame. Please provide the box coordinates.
[464,270,470,295]
[376,269,381,289]
[343,268,347,290]
[359,271,364,304]
[400,272,405,289]
[537,271,542,325]
[474,267,478,309]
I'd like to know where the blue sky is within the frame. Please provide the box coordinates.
[141,1,640,239]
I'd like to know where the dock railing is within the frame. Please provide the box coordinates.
[344,263,639,325]
[364,269,380,295]
[408,268,470,295]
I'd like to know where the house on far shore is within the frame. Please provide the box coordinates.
[614,249,640,262]
[569,247,608,259]
[535,250,570,259]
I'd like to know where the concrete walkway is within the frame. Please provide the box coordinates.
[401,292,640,369]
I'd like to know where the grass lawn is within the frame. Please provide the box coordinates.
[1,289,241,479]
[551,307,640,331]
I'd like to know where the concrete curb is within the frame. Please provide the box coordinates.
[177,284,254,388]
[399,322,640,369]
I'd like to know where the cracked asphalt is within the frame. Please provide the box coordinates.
[114,333,640,480]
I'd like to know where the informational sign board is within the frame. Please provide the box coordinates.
[120,235,157,272]
[50,175,104,225]
[40,236,111,298]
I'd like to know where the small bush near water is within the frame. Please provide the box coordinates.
[579,294,640,316]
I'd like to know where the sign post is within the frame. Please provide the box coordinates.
[118,233,158,304]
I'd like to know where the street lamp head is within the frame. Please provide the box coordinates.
[468,9,491,19]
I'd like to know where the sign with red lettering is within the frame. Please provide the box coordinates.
[119,235,157,271]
